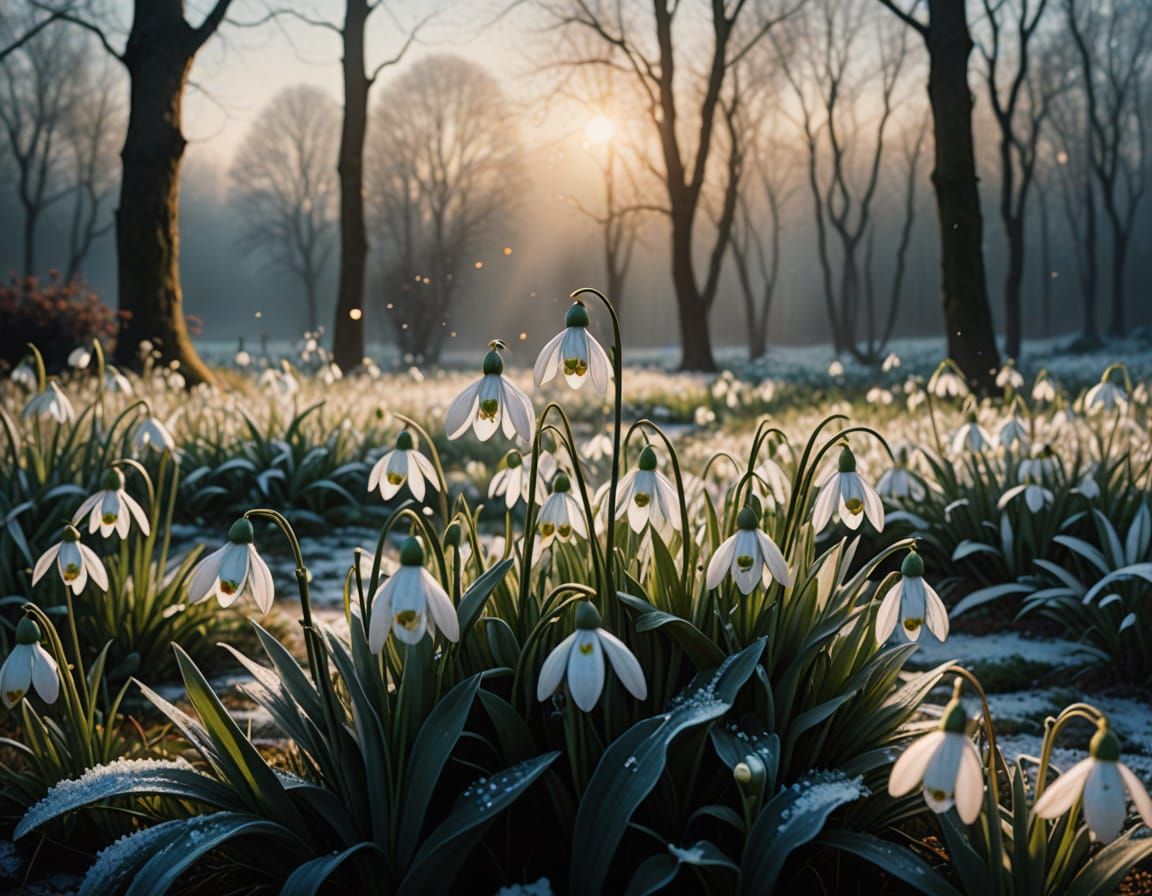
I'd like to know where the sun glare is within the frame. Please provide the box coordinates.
[584,114,616,145]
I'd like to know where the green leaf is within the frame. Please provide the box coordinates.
[399,752,559,895]
[1065,830,1152,896]
[624,853,680,896]
[457,559,513,637]
[570,640,766,894]
[616,591,725,669]
[818,830,962,896]
[739,771,868,894]
[398,674,483,865]
[280,842,387,896]
[951,582,1034,617]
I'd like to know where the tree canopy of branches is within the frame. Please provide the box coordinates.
[230,85,339,333]
[541,0,798,372]
[366,54,523,363]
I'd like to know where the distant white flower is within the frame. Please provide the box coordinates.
[889,690,983,823]
[866,387,894,406]
[996,362,1024,390]
[996,413,1029,450]
[752,457,791,508]
[534,301,611,394]
[73,468,150,539]
[581,431,613,463]
[615,445,682,534]
[828,359,845,377]
[187,518,274,613]
[876,447,925,501]
[132,413,177,454]
[103,366,133,395]
[929,363,969,399]
[998,482,1054,513]
[234,350,252,368]
[368,430,438,502]
[10,359,37,390]
[1084,378,1128,415]
[0,618,59,709]
[33,525,108,594]
[445,342,534,443]
[258,365,298,399]
[706,506,790,594]
[1075,468,1101,500]
[950,413,992,455]
[1031,372,1058,403]
[882,353,901,372]
[1017,443,1058,481]
[537,474,587,547]
[812,445,884,532]
[368,537,458,650]
[22,381,75,424]
[1033,722,1152,843]
[68,346,92,369]
[537,601,646,711]
[876,550,948,643]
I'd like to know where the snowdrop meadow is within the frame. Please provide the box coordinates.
[0,294,1150,895]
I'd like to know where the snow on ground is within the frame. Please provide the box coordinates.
[908,631,1101,671]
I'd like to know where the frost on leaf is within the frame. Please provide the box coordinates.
[79,818,191,896]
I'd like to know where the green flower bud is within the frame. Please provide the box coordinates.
[940,696,968,734]
[482,350,504,376]
[395,430,415,451]
[552,473,571,493]
[100,468,124,491]
[901,550,925,578]
[443,521,462,548]
[62,524,81,543]
[15,617,41,645]
[734,754,766,789]
[574,601,601,630]
[566,302,590,328]
[1090,722,1121,762]
[399,537,425,567]
[228,518,254,544]
[837,446,857,473]
[505,450,522,469]
[638,445,658,471]
[736,506,759,530]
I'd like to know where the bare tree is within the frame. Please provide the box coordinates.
[38,0,238,385]
[366,54,524,362]
[875,0,1001,391]
[0,14,83,278]
[540,0,799,372]
[781,0,914,363]
[974,0,1052,361]
[62,54,121,280]
[230,85,339,333]
[1065,0,1152,339]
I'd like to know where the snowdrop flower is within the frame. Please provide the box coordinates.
[368,430,438,502]
[950,412,992,455]
[187,518,274,613]
[234,349,251,368]
[889,685,983,823]
[445,341,534,443]
[827,359,845,378]
[882,352,901,372]
[10,359,37,390]
[489,450,529,509]
[996,413,1029,451]
[22,381,75,424]
[752,457,791,508]
[537,474,587,547]
[1084,375,1128,415]
[368,537,458,650]
[996,361,1024,390]
[132,413,177,454]
[876,447,925,501]
[582,431,613,463]
[929,362,969,399]
[1031,372,1057,403]
[33,525,108,594]
[534,301,611,394]
[706,506,790,595]
[812,445,884,532]
[0,618,59,709]
[1074,469,1101,500]
[616,445,682,535]
[103,366,133,395]
[1033,721,1152,844]
[537,601,646,711]
[73,468,150,539]
[876,550,948,643]
[866,387,894,406]
[998,481,1054,513]
[68,346,92,369]
[1017,442,1058,481]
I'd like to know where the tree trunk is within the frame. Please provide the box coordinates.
[1107,221,1128,338]
[923,0,1001,391]
[1003,215,1025,359]
[332,0,370,371]
[113,5,213,385]
[22,205,37,280]
[671,217,717,371]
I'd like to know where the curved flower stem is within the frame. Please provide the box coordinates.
[1034,703,1108,802]
[516,401,573,614]
[391,412,450,523]
[747,421,789,475]
[622,419,692,588]
[571,287,624,602]
[539,418,604,594]
[946,666,1004,813]
[22,602,94,768]
[510,586,594,710]
[61,588,91,713]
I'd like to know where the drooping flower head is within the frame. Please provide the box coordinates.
[811,445,884,533]
[22,381,75,424]
[950,411,992,456]
[0,617,59,709]
[33,525,109,595]
[489,450,537,509]
[132,412,177,455]
[537,473,587,547]
[368,430,438,502]
[73,468,151,540]
[706,506,790,595]
[876,549,948,644]
[615,445,682,535]
[889,683,984,823]
[445,341,535,443]
[368,537,459,651]
[537,601,646,711]
[534,301,611,394]
[1033,720,1152,844]
[187,518,275,613]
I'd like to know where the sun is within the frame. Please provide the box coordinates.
[584,114,616,146]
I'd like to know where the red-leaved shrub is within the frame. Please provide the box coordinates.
[0,273,120,373]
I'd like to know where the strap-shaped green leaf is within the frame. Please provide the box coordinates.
[280,841,387,896]
[817,830,962,896]
[457,558,513,638]
[1066,830,1152,896]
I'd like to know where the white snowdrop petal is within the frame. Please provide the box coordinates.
[889,730,945,797]
[1082,761,1127,843]
[597,629,647,700]
[566,630,604,711]
[537,632,577,701]
[1033,757,1093,818]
